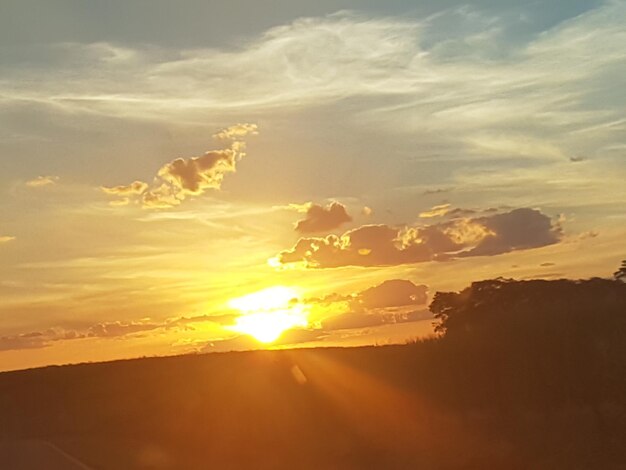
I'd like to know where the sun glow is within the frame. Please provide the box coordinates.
[228,286,308,343]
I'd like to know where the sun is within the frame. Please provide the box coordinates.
[227,286,308,343]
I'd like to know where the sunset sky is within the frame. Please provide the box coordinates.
[1,0,624,371]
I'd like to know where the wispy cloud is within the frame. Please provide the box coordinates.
[419,203,451,218]
[1,4,623,151]
[25,175,59,187]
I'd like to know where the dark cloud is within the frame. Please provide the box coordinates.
[311,279,428,309]
[276,208,562,268]
[295,201,352,234]
[313,279,430,332]
[356,279,428,309]
[458,208,561,257]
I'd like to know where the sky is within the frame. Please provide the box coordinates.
[0,0,624,371]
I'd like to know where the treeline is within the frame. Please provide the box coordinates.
[429,277,626,409]
[0,275,625,468]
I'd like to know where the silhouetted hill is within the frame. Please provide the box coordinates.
[1,277,625,469]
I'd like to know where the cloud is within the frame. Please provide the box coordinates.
[0,236,15,244]
[25,175,59,187]
[108,198,130,207]
[101,180,148,196]
[87,321,160,338]
[3,4,624,222]
[0,314,237,351]
[294,201,352,234]
[0,322,162,351]
[277,224,450,268]
[321,309,427,331]
[458,208,562,257]
[419,203,451,218]
[276,208,561,268]
[0,331,51,351]
[312,279,428,310]
[309,278,430,332]
[446,208,478,218]
[3,4,622,149]
[166,313,238,329]
[356,279,428,310]
[0,327,94,351]
[213,123,259,140]
[102,124,257,208]
[141,183,182,209]
[157,149,238,194]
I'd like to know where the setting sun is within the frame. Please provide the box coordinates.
[228,287,309,343]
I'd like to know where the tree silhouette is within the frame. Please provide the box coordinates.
[615,259,626,281]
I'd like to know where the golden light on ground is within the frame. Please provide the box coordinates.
[228,286,308,343]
